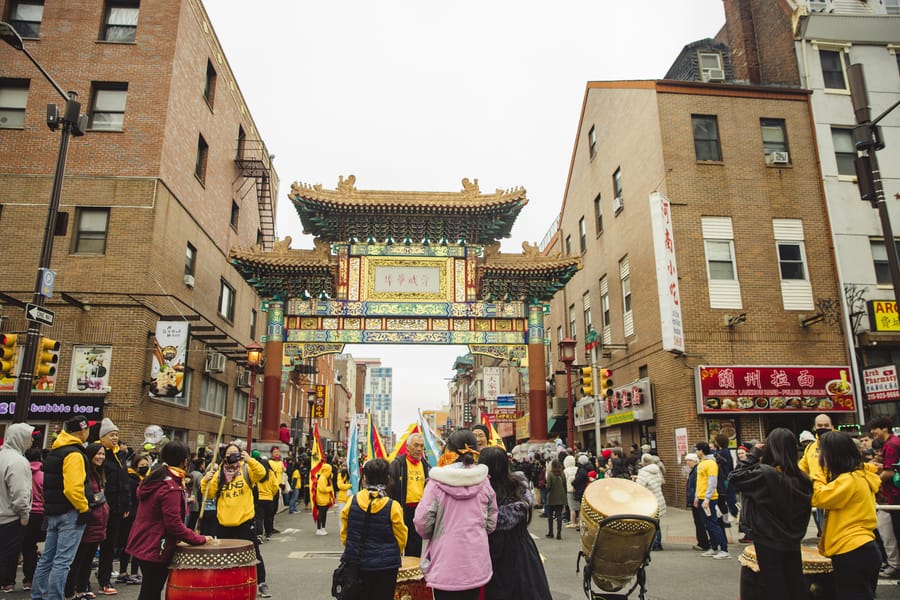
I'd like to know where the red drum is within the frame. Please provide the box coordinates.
[166,539,258,600]
[394,556,430,600]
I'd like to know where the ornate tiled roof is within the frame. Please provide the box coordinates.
[289,176,527,244]
[229,237,336,298]
[478,242,582,303]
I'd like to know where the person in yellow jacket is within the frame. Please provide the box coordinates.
[314,462,334,535]
[255,447,284,539]
[812,430,881,600]
[799,413,833,536]
[335,465,352,515]
[200,444,272,598]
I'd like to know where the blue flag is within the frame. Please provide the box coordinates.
[418,410,442,467]
[348,415,360,495]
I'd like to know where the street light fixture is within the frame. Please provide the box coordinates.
[559,337,577,448]
[245,342,264,452]
[1,22,88,423]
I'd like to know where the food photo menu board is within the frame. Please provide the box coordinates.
[696,365,856,414]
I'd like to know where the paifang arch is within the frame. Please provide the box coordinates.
[229,176,580,443]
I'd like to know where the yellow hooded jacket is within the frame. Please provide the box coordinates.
[315,463,334,507]
[201,458,266,527]
[336,471,352,504]
[812,463,881,557]
[53,430,90,514]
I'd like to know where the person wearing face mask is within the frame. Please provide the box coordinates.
[116,454,150,586]
[799,414,833,537]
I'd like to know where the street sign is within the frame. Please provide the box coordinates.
[39,268,56,298]
[25,303,54,326]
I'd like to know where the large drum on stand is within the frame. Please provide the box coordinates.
[166,539,258,600]
[738,544,834,600]
[579,478,659,592]
[394,556,430,600]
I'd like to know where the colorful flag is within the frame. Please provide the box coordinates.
[309,423,325,523]
[388,422,420,462]
[366,413,387,459]
[418,410,443,467]
[482,413,505,448]
[347,415,360,495]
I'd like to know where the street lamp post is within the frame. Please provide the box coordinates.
[559,337,577,448]
[245,342,264,452]
[307,390,316,448]
[1,22,87,423]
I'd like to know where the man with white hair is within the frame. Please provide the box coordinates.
[388,433,430,557]
[684,452,710,552]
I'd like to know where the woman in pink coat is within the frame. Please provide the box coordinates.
[414,430,498,600]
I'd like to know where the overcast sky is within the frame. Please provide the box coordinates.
[204,1,726,434]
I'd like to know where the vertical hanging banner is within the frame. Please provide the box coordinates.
[149,321,189,398]
[649,192,685,353]
[313,384,329,418]
[484,367,500,402]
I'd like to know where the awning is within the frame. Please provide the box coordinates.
[548,415,568,434]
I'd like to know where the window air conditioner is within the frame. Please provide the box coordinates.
[184,274,195,288]
[237,370,251,388]
[613,196,624,214]
[702,68,725,83]
[205,352,226,373]
[766,151,790,165]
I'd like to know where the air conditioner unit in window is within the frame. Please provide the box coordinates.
[205,352,226,374]
[702,68,725,83]
[184,274,195,288]
[613,196,624,213]
[766,151,790,165]
[237,369,251,388]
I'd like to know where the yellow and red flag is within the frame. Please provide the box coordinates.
[366,412,387,460]
[482,413,505,448]
[388,423,421,462]
[309,423,325,522]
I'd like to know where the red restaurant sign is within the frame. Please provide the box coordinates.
[696,365,855,414]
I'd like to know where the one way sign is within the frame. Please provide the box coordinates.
[25,303,55,327]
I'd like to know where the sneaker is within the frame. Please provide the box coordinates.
[98,586,118,595]
[82,592,96,599]
[320,529,328,536]
[713,551,731,560]
[700,549,717,557]
[114,575,128,585]
[564,523,577,528]
[692,545,709,552]
[22,583,31,591]
[738,536,752,544]
[126,576,142,585]
[880,567,900,579]
[1,585,14,593]
[257,583,271,598]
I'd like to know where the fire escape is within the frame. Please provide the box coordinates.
[235,136,276,251]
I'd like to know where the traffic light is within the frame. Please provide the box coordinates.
[33,338,60,378]
[599,367,614,398]
[0,334,17,379]
[579,366,594,397]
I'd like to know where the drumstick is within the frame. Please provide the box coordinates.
[195,415,227,533]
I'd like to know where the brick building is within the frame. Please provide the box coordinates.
[0,0,279,451]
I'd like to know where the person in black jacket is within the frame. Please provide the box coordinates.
[728,429,812,600]
[387,433,430,557]
[95,418,132,595]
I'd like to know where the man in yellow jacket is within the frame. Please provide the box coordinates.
[256,447,284,539]
[30,415,91,600]
[799,413,833,535]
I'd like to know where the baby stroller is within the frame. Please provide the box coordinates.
[576,477,660,600]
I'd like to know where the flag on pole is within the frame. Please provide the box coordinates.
[388,422,420,462]
[366,412,387,459]
[309,423,325,523]
[418,410,443,467]
[347,414,360,495]
[482,413,505,448]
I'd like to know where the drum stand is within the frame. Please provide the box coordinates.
[576,514,659,600]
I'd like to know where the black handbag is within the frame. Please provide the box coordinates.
[331,495,374,600]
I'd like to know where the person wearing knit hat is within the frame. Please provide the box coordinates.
[97,418,130,594]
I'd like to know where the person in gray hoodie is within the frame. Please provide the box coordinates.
[0,422,35,592]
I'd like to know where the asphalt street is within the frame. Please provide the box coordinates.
[10,506,900,599]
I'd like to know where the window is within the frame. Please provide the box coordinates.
[831,128,856,177]
[195,135,209,183]
[820,49,848,90]
[699,52,724,82]
[237,125,246,160]
[565,235,572,256]
[578,217,587,253]
[582,292,592,336]
[185,243,196,276]
[250,309,257,340]
[218,279,235,321]
[620,258,633,337]
[230,201,239,230]
[88,85,127,131]
[588,126,597,159]
[705,240,736,280]
[599,277,610,332]
[200,376,227,415]
[568,305,577,340]
[774,219,813,309]
[204,59,217,106]
[233,390,248,422]
[777,241,807,280]
[702,217,742,309]
[594,194,603,235]
[612,168,623,201]
[71,208,109,254]
[760,118,789,155]
[102,2,139,42]
[9,2,43,38]
[887,0,900,15]
[871,240,900,286]
[0,80,28,129]
[692,115,722,161]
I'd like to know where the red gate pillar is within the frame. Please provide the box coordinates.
[261,300,284,442]
[527,303,548,442]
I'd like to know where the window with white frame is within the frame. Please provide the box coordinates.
[594,194,603,235]
[612,168,623,202]
[0,80,28,129]
[702,216,742,309]
[761,118,789,157]
[774,219,814,310]
[887,0,900,15]
[619,258,633,337]
[692,114,722,161]
[579,217,587,253]
[870,239,900,286]
[699,52,723,81]
[71,207,110,254]
[88,84,128,131]
[819,48,848,91]
[9,2,43,38]
[233,389,248,422]
[102,1,139,42]
[568,304,577,341]
[599,276,611,344]
[218,279,235,321]
[588,126,597,159]
[200,376,227,415]
[831,128,856,177]
[582,292,592,336]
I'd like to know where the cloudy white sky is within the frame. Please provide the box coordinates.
[204,1,726,433]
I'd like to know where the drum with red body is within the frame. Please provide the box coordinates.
[394,556,430,600]
[166,539,258,600]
